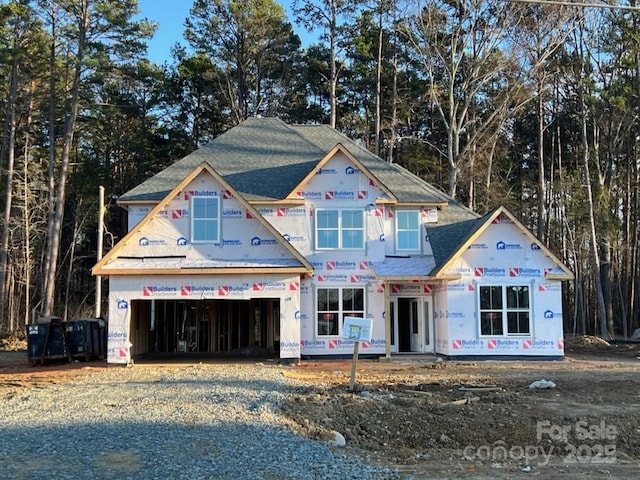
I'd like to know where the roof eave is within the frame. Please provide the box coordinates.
[117,198,158,206]
[392,201,448,208]
[545,273,575,281]
[249,199,306,206]
[93,266,313,276]
[377,274,462,282]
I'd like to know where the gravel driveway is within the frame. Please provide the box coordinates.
[0,362,398,480]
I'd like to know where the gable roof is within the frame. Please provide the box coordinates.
[93,162,313,276]
[287,143,397,202]
[290,124,455,205]
[427,206,574,280]
[118,117,460,207]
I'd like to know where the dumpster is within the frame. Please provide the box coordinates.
[27,317,71,365]
[65,318,107,360]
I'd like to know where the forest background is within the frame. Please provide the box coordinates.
[0,0,638,340]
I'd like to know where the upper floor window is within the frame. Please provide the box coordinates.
[316,209,364,250]
[396,210,420,251]
[191,196,220,243]
[479,285,531,336]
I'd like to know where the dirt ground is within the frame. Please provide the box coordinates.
[2,334,640,479]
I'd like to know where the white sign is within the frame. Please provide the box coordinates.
[342,316,373,342]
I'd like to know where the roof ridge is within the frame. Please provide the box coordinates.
[306,124,392,165]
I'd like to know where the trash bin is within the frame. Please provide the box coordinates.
[27,318,69,364]
[65,318,107,360]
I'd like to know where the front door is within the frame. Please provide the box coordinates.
[391,297,434,353]
[392,297,421,353]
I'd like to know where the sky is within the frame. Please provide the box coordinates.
[136,0,191,64]
[136,0,314,65]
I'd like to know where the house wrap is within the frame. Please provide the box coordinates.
[92,118,573,364]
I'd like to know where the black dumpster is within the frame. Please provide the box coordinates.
[27,317,106,365]
[65,318,107,360]
[27,318,71,365]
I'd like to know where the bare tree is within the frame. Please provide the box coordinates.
[0,27,19,328]
[512,4,578,242]
[401,0,571,201]
[0,1,42,329]
[569,16,608,338]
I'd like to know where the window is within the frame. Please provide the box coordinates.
[396,210,420,251]
[479,285,530,336]
[316,210,339,249]
[479,286,503,335]
[315,209,364,250]
[506,286,530,335]
[317,287,364,336]
[191,196,220,242]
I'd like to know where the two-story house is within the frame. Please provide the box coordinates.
[92,118,573,364]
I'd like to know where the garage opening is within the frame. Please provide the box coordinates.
[129,299,280,357]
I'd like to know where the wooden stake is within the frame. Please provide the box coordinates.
[349,341,360,391]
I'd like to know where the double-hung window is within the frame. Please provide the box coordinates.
[191,196,220,243]
[479,285,531,336]
[396,210,421,251]
[317,287,365,336]
[316,209,364,250]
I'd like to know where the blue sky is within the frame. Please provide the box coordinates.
[136,0,315,65]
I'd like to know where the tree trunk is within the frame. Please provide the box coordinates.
[329,0,338,128]
[601,241,614,336]
[482,138,498,215]
[42,0,88,315]
[64,199,82,321]
[578,81,608,339]
[42,4,58,315]
[374,6,383,156]
[22,84,34,327]
[387,1,398,164]
[0,44,19,329]
[537,88,547,242]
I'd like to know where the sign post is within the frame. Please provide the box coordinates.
[350,341,360,391]
[342,316,373,391]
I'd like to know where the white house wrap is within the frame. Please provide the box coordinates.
[93,118,573,364]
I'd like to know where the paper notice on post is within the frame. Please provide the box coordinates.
[342,316,372,342]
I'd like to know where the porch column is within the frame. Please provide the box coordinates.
[384,281,391,359]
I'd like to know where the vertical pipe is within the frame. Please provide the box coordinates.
[95,185,104,318]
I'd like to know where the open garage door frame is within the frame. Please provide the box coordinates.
[129,298,280,358]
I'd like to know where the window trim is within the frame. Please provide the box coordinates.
[190,195,221,243]
[478,284,531,337]
[316,286,365,337]
[315,208,365,250]
[395,210,421,252]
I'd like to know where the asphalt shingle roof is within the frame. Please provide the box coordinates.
[121,118,323,202]
[291,124,455,204]
[373,256,437,277]
[119,117,465,205]
[426,210,489,273]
